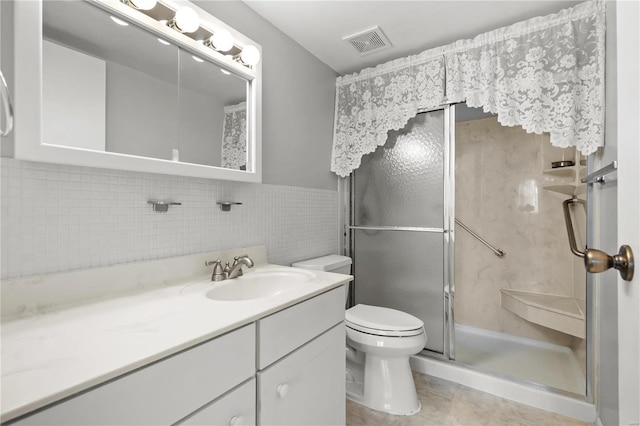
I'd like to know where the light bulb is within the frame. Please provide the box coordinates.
[209,29,234,52]
[174,7,199,33]
[128,0,157,10]
[240,45,260,66]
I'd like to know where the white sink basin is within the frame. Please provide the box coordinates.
[205,269,315,301]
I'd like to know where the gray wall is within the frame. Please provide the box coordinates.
[195,1,339,190]
[179,85,225,167]
[106,61,179,160]
[106,61,226,166]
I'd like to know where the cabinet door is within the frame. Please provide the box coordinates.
[177,378,256,426]
[257,324,345,426]
[258,286,344,369]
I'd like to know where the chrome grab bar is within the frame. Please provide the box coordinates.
[581,161,617,184]
[0,70,14,137]
[455,219,505,257]
[562,197,634,281]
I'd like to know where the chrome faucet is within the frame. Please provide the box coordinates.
[226,255,254,279]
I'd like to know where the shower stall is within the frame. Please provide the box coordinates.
[347,103,590,399]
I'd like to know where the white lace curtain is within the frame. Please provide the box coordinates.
[331,0,605,177]
[221,102,247,170]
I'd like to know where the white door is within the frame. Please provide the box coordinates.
[615,1,639,424]
[595,2,638,425]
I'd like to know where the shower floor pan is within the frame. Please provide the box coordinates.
[499,289,585,338]
[454,324,586,395]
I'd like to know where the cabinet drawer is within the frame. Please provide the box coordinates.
[177,378,256,426]
[257,324,345,426]
[257,286,344,369]
[12,324,255,426]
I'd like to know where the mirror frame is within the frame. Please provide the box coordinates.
[13,0,262,182]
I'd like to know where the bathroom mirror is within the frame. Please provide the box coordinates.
[14,0,261,181]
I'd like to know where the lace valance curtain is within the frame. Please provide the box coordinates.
[221,102,247,170]
[331,0,605,177]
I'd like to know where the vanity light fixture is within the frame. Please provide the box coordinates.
[169,6,199,33]
[123,0,157,10]
[238,45,260,66]
[110,16,129,26]
[205,29,234,52]
[117,0,261,69]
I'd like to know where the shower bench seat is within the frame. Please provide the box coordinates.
[499,289,585,339]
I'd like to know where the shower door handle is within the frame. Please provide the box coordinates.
[563,198,635,281]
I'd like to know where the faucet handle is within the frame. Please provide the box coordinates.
[205,259,226,281]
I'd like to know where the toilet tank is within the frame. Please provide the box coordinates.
[292,255,352,275]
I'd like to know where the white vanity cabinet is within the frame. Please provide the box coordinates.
[5,285,348,426]
[10,325,256,426]
[256,286,346,426]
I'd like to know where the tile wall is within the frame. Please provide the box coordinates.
[0,158,338,279]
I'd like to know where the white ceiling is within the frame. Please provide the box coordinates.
[243,0,581,75]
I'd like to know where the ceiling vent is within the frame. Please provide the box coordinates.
[343,26,392,56]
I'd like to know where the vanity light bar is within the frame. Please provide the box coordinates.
[119,0,260,68]
[124,0,157,10]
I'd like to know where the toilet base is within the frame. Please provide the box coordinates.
[346,356,421,416]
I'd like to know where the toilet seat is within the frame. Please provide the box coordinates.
[346,304,424,337]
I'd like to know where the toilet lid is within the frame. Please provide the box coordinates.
[346,304,424,337]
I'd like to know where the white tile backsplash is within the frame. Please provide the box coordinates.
[1,158,338,279]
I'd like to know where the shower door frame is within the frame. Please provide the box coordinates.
[344,103,594,403]
[346,105,456,360]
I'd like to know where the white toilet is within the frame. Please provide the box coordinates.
[292,255,427,416]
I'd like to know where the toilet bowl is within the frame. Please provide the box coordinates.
[345,304,427,415]
[292,255,427,416]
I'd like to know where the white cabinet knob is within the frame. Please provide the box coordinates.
[228,415,243,426]
[276,383,289,398]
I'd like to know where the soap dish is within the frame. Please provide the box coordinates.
[551,160,575,168]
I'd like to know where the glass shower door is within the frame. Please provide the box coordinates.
[350,109,449,354]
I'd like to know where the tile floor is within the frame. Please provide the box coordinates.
[346,373,592,426]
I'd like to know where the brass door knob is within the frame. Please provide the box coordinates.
[585,245,634,281]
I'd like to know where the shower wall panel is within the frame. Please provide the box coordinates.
[455,117,576,347]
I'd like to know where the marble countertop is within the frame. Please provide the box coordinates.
[0,264,351,423]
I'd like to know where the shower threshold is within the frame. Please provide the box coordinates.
[453,324,585,395]
[410,344,595,423]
